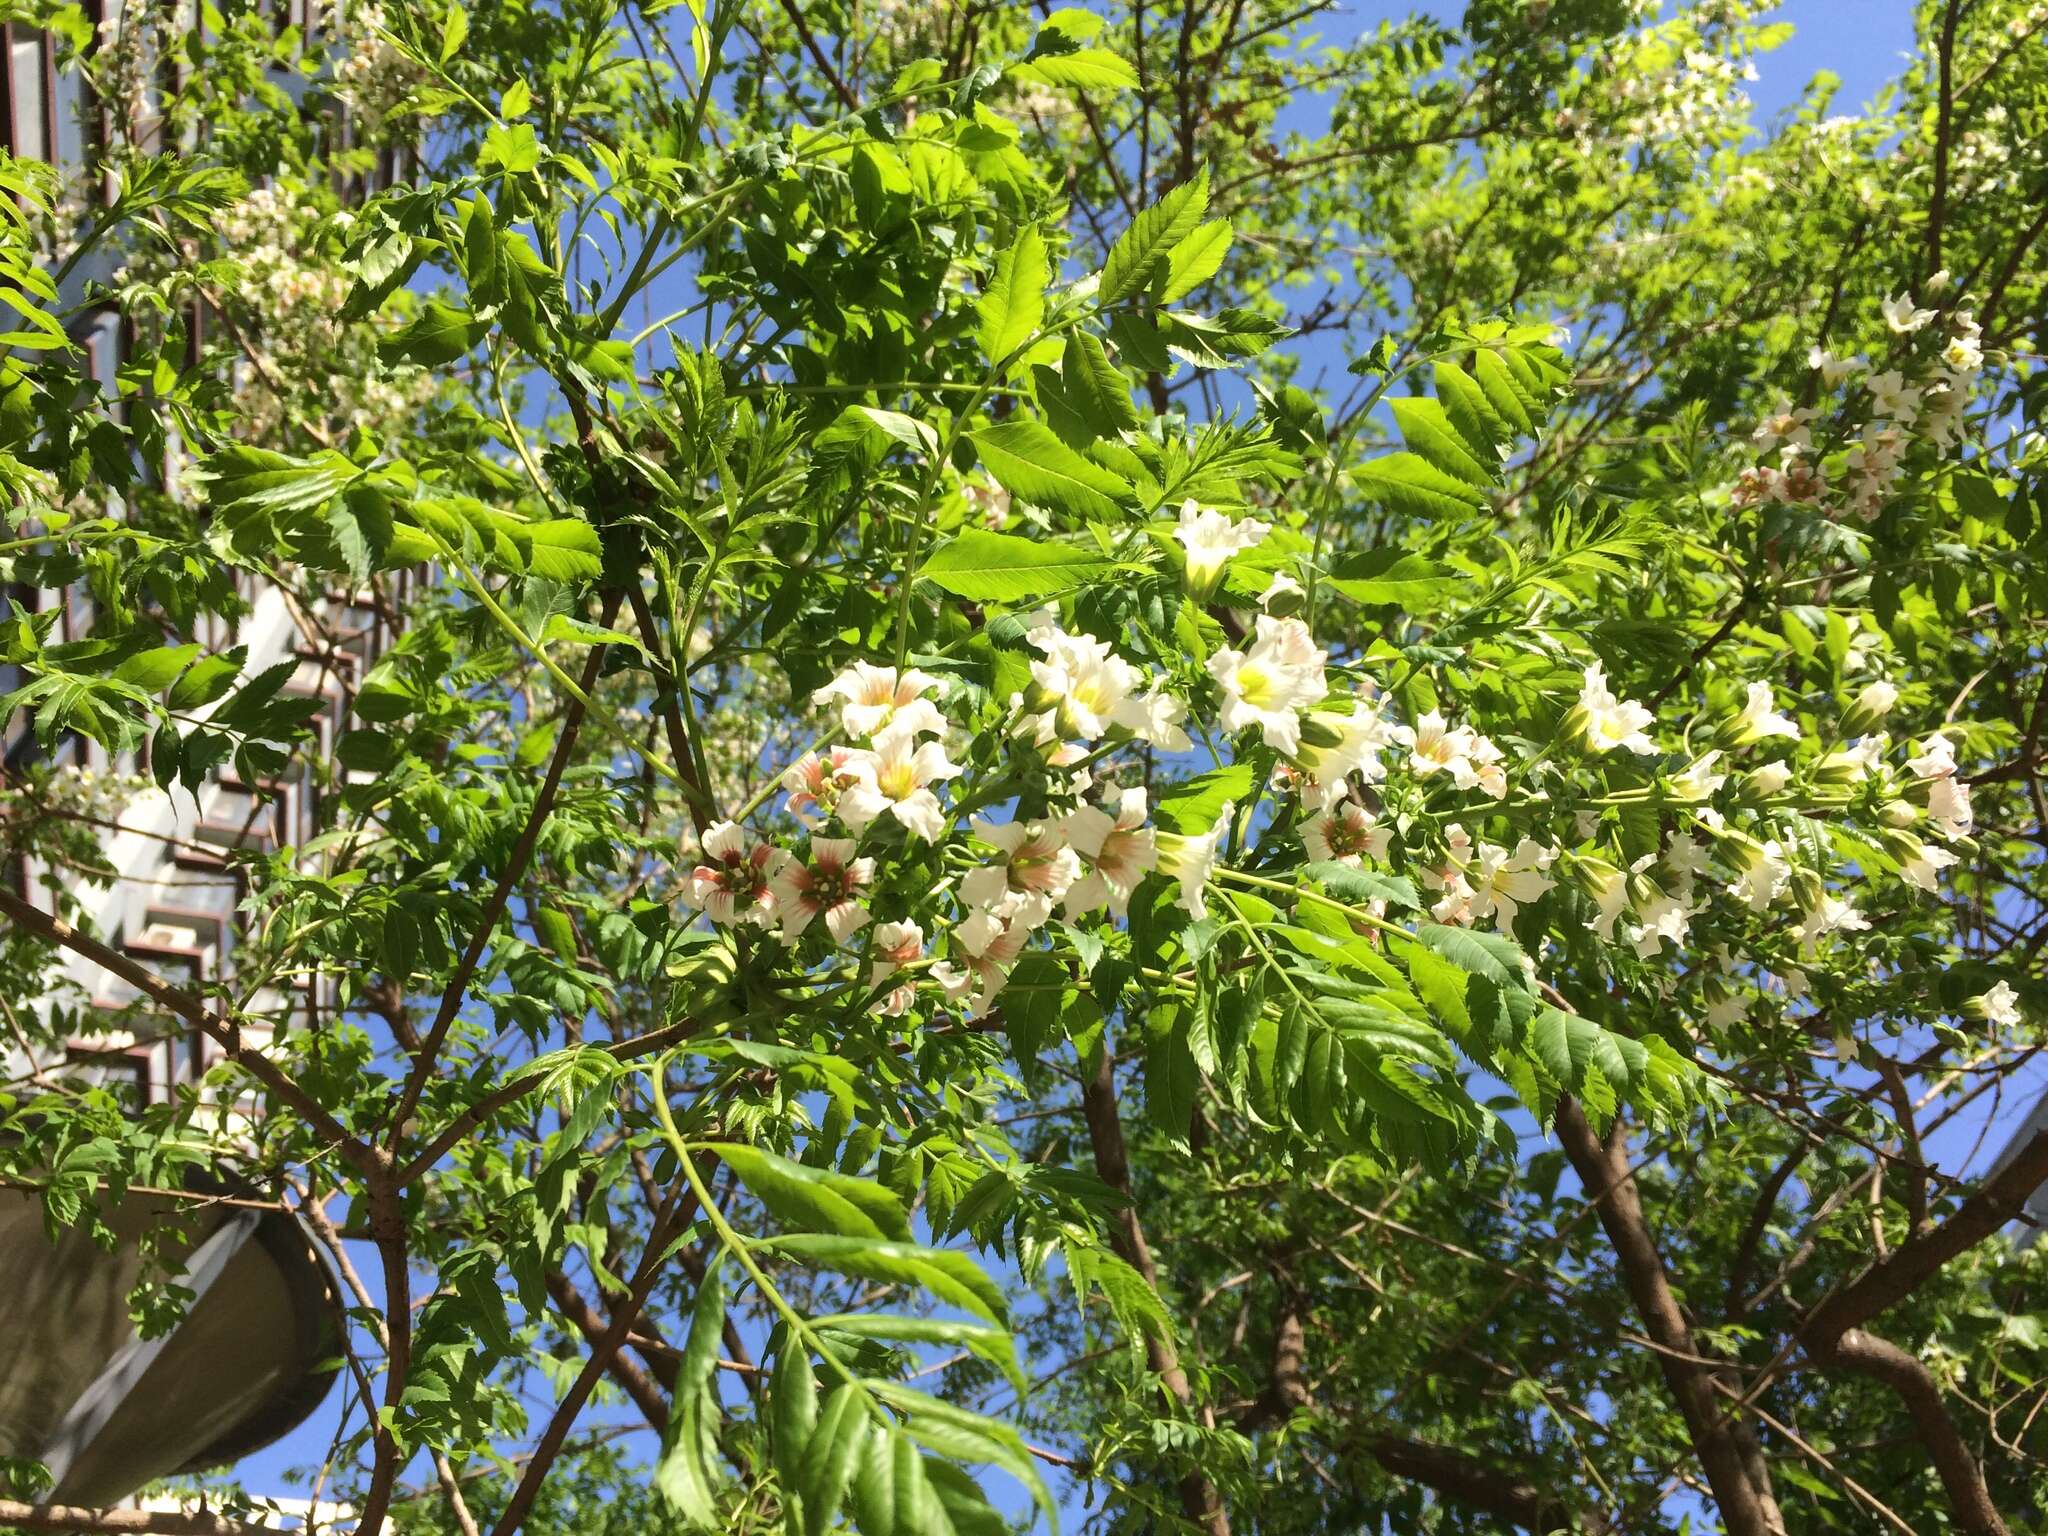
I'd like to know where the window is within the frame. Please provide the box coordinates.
[3,27,52,163]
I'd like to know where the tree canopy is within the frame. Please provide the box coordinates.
[3,0,2048,1533]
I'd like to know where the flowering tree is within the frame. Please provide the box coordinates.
[2,0,2047,1534]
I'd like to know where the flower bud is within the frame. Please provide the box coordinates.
[1745,761,1793,799]
[1788,868,1825,913]
[1840,680,1898,737]
[1557,701,1592,751]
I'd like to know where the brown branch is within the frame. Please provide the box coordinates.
[545,1266,672,1428]
[1555,1097,1784,1536]
[488,1184,694,1536]
[774,0,859,112]
[1080,1047,1231,1536]
[1357,1436,1609,1534]
[1926,0,1963,282]
[1726,1141,1811,1317]
[0,1502,277,1535]
[1810,1328,2006,1535]
[1803,1127,2048,1344]
[387,590,623,1150]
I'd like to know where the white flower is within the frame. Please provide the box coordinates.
[1157,803,1234,919]
[1301,797,1392,868]
[1942,334,1984,372]
[1577,857,1636,941]
[1259,571,1305,613]
[1806,345,1864,385]
[1467,838,1556,933]
[1064,788,1159,918]
[1672,751,1728,801]
[837,737,964,842]
[1899,839,1958,892]
[782,747,866,828]
[1857,680,1898,717]
[1927,775,1974,837]
[1907,733,1958,780]
[680,821,780,927]
[1727,681,1801,745]
[767,838,875,943]
[1705,993,1748,1030]
[1881,292,1936,333]
[1628,889,1694,959]
[1578,662,1657,755]
[960,817,1080,915]
[931,902,1032,1017]
[1296,700,1409,808]
[1409,711,1508,797]
[1121,683,1193,752]
[1207,615,1328,755]
[1026,624,1189,749]
[1731,839,1789,912]
[869,919,925,986]
[1978,980,2022,1027]
[1174,501,1270,594]
[1799,894,1870,949]
[1926,268,1952,293]
[1749,761,1793,797]
[813,661,946,747]
[1866,369,1920,421]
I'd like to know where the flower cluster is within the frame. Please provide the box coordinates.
[1733,276,1989,522]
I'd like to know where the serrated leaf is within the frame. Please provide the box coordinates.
[1389,396,1493,488]
[1159,218,1231,303]
[113,643,201,693]
[799,1384,871,1536]
[1016,47,1138,91]
[1099,170,1209,307]
[1061,333,1139,433]
[1155,762,1252,833]
[1352,452,1488,520]
[977,227,1046,366]
[971,420,1132,520]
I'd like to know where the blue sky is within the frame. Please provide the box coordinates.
[226,0,1941,1520]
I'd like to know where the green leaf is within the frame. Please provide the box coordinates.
[534,907,578,957]
[977,226,1046,366]
[438,2,468,61]
[920,528,1116,603]
[1418,923,1531,990]
[1389,396,1493,488]
[1325,548,1461,608]
[1060,333,1140,434]
[113,643,201,694]
[814,1314,1023,1390]
[1099,169,1209,308]
[772,1340,820,1520]
[377,300,488,367]
[708,1142,913,1240]
[1160,219,1231,303]
[761,1235,1007,1323]
[1303,861,1419,910]
[166,648,245,711]
[1351,452,1489,519]
[655,1255,731,1525]
[970,420,1132,520]
[798,1384,870,1536]
[524,519,605,582]
[1155,762,1252,833]
[1015,48,1139,91]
